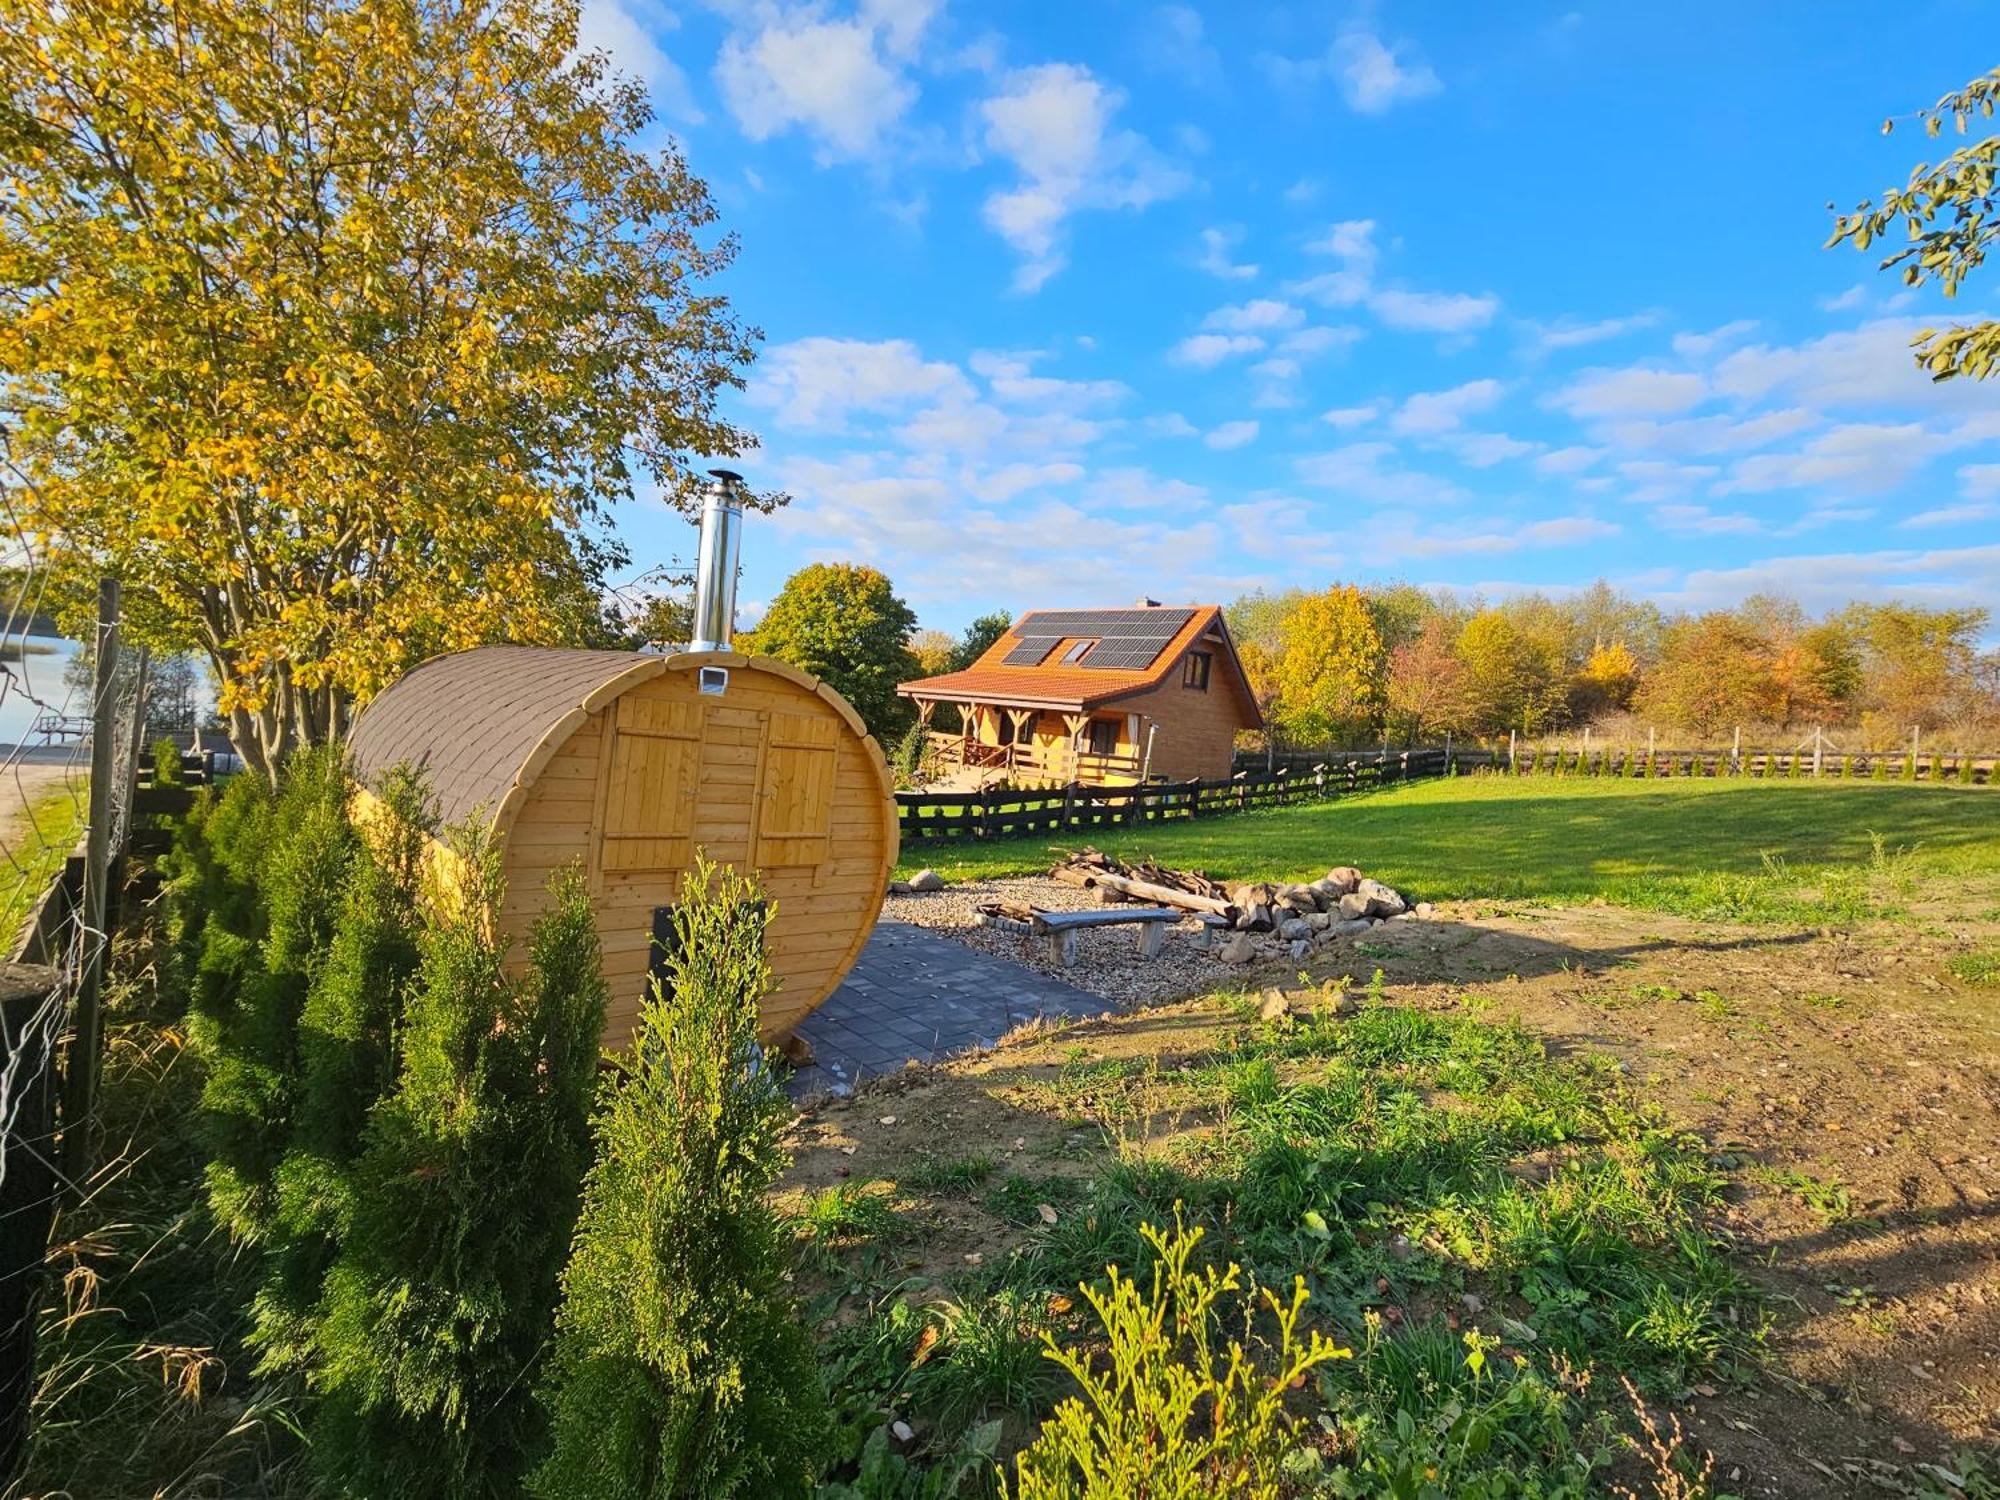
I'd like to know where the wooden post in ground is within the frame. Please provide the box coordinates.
[1731,725,1741,776]
[59,578,119,1190]
[1646,725,1655,775]
[1508,730,1517,774]
[1811,725,1824,778]
[1911,725,1921,778]
[0,963,64,1485]
[1443,730,1452,773]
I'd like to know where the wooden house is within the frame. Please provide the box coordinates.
[897,604,1261,786]
[347,645,898,1046]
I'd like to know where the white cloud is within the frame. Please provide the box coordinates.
[1202,298,1304,333]
[1535,445,1604,476]
[1294,442,1469,505]
[1658,542,2000,619]
[1169,332,1264,367]
[1447,431,1540,467]
[1324,28,1442,113]
[1525,312,1658,352]
[1652,503,1762,536]
[1284,177,1323,204]
[749,337,972,428]
[1286,219,1376,307]
[1279,325,1364,358]
[1370,288,1500,334]
[964,460,1086,502]
[1140,4,1221,84]
[1197,226,1258,280]
[1390,378,1505,435]
[980,62,1188,291]
[1901,502,2000,529]
[1551,366,1706,420]
[716,9,926,161]
[1715,421,1938,496]
[1205,419,1260,451]
[1321,402,1383,429]
[1520,515,1620,545]
[970,351,1131,407]
[1961,463,2000,499]
[1818,285,1868,313]
[1147,412,1199,438]
[577,0,702,121]
[1669,320,1758,360]
[1595,407,1819,458]
[1710,318,1989,411]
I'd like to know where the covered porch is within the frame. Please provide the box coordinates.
[905,695,1149,787]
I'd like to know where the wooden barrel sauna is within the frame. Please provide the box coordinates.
[346,645,897,1043]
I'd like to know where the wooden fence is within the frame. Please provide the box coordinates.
[895,749,1453,845]
[1495,745,1994,783]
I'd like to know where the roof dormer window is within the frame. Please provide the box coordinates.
[1061,639,1096,665]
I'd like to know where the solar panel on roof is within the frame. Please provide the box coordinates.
[1002,635,1062,666]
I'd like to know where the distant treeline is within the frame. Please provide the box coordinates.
[1225,581,1996,751]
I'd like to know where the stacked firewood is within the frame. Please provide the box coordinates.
[1049,847,1422,940]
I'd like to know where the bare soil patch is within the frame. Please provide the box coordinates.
[789,896,2000,1496]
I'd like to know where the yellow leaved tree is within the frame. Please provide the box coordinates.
[0,0,767,778]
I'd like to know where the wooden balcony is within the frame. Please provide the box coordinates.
[924,731,1143,786]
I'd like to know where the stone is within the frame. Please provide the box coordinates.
[1218,933,1257,965]
[1257,987,1289,1022]
[887,879,914,895]
[909,869,946,892]
[1236,902,1275,932]
[1278,917,1313,942]
[1414,901,1435,919]
[1327,917,1373,937]
[1304,911,1333,932]
[1337,892,1370,921]
[1307,878,1341,904]
[1324,867,1362,896]
[1288,939,1312,959]
[1357,878,1407,918]
[778,1032,817,1067]
[1277,884,1320,913]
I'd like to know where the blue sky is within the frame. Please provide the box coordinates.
[590,1,1999,636]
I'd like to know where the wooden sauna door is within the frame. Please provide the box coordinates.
[754,709,837,869]
[600,696,706,874]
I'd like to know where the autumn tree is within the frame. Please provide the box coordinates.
[1633,614,1781,737]
[1384,616,1465,742]
[909,629,958,678]
[1848,602,1988,728]
[1269,585,1385,746]
[737,563,919,742]
[1829,66,2000,381]
[0,0,766,780]
[1571,641,1639,719]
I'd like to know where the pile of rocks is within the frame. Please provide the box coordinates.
[1217,867,1431,964]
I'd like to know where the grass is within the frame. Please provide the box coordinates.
[806,994,1764,1493]
[895,774,2000,924]
[1946,949,2000,987]
[0,778,86,950]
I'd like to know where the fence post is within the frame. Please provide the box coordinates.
[1,964,64,1485]
[1911,725,1920,778]
[59,578,120,1190]
[1811,726,1824,779]
[1730,725,1741,777]
[1508,730,1517,775]
[1060,780,1076,832]
[1443,730,1452,773]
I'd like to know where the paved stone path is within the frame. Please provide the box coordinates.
[788,921,1109,1097]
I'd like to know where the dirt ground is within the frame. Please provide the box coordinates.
[788,895,2000,1497]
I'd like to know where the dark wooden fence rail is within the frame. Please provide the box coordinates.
[895,749,1456,845]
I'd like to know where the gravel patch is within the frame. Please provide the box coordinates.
[880,876,1253,1007]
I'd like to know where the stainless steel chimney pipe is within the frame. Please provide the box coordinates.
[688,469,744,653]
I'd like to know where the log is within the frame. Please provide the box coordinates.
[1080,870,1235,917]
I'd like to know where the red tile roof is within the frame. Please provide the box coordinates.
[898,604,1261,726]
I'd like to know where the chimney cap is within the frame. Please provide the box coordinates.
[707,467,745,488]
[1134,595,1161,608]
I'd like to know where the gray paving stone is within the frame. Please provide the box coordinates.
[789,920,1108,1098]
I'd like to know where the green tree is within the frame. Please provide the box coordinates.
[738,563,919,742]
[533,858,827,1500]
[0,0,767,779]
[1453,610,1567,737]
[313,847,607,1498]
[909,628,958,677]
[1828,67,2000,381]
[952,611,1015,671]
[1268,585,1385,746]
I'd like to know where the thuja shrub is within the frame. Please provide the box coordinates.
[165,768,272,1021]
[532,856,828,1500]
[311,838,606,1499]
[1006,1215,1347,1500]
[254,767,435,1374]
[193,748,357,1245]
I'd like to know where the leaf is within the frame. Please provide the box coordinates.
[1300,1209,1331,1240]
[1037,1202,1058,1225]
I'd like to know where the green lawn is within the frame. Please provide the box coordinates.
[894,775,2000,924]
[1,780,86,951]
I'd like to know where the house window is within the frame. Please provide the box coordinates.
[1182,651,1212,691]
[1061,639,1095,664]
[1086,719,1118,757]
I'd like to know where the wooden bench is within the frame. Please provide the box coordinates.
[979,905,1184,968]
[1189,913,1233,952]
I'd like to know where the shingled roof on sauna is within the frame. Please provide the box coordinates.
[347,646,665,828]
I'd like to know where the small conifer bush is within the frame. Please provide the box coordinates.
[312,836,607,1499]
[255,767,434,1373]
[532,856,829,1500]
[1006,1214,1347,1500]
